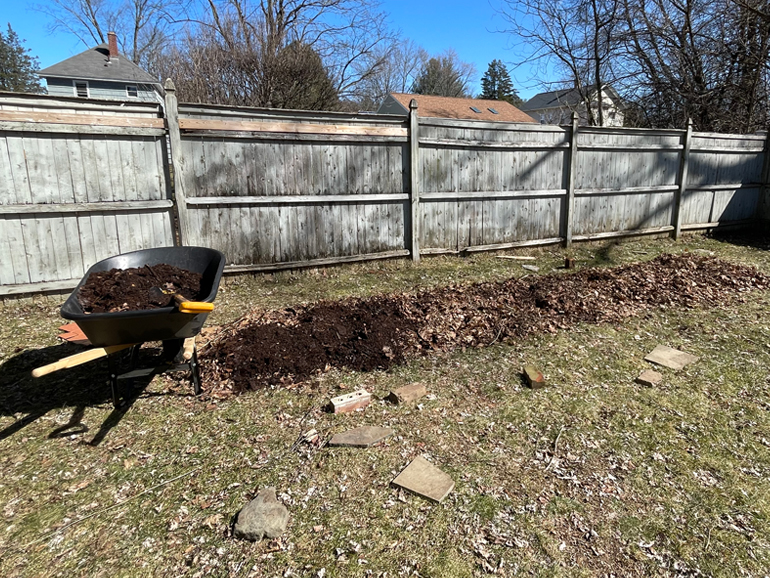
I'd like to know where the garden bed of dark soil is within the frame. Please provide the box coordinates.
[78,264,203,313]
[200,254,768,394]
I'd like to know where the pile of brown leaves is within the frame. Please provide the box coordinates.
[200,254,767,394]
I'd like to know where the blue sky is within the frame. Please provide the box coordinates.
[4,0,548,100]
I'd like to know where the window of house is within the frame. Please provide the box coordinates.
[488,107,499,114]
[470,106,482,113]
[73,81,89,98]
[126,85,138,98]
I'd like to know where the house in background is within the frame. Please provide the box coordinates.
[521,86,625,127]
[38,32,162,103]
[378,93,536,123]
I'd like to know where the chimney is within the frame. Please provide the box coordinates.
[107,32,119,60]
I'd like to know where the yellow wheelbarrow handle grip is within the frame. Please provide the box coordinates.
[179,301,215,314]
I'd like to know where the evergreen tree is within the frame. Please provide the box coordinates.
[0,24,41,93]
[480,60,521,107]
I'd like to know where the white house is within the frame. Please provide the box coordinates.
[521,85,624,127]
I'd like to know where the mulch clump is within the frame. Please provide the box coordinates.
[78,264,203,313]
[201,254,768,394]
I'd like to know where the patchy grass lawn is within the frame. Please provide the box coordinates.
[2,231,770,577]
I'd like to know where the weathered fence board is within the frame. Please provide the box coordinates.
[0,94,174,295]
[172,102,410,268]
[1,90,767,296]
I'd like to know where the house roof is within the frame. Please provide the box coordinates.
[38,44,160,86]
[383,93,536,123]
[521,86,623,111]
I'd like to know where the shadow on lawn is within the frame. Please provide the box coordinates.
[0,343,182,445]
[710,229,770,251]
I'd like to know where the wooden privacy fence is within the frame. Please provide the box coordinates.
[0,87,768,296]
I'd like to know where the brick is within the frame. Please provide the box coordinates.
[328,426,394,447]
[391,456,455,503]
[644,345,699,370]
[636,369,663,387]
[523,366,546,389]
[329,389,371,413]
[387,382,427,405]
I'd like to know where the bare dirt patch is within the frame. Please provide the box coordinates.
[201,253,767,393]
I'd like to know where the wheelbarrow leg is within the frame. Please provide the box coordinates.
[107,344,141,408]
[190,347,202,396]
[107,353,120,408]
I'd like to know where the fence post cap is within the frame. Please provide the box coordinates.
[164,79,176,92]
[409,99,418,110]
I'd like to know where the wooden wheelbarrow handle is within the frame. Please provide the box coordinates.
[32,343,136,378]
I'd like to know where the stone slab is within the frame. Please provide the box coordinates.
[644,345,699,371]
[329,389,371,413]
[387,382,428,405]
[522,264,540,272]
[523,365,546,389]
[328,426,395,447]
[636,369,663,387]
[391,456,455,503]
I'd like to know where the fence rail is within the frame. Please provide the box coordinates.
[0,87,767,296]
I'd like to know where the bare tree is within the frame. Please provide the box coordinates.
[501,0,770,131]
[349,39,426,110]
[499,0,620,126]
[618,0,770,131]
[35,0,177,68]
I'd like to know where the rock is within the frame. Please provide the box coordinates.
[522,264,540,272]
[391,456,455,503]
[644,345,699,370]
[233,488,289,541]
[636,369,663,387]
[328,426,394,447]
[387,382,428,405]
[523,366,546,389]
[329,389,371,413]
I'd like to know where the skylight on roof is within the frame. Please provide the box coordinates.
[488,107,499,114]
[470,106,482,113]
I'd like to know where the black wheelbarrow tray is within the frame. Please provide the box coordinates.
[61,246,225,347]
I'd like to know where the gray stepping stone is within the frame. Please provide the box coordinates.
[644,345,699,370]
[391,455,454,503]
[328,426,394,447]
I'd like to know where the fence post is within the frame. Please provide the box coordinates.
[164,79,191,247]
[409,99,421,262]
[757,129,770,222]
[564,112,579,247]
[672,118,693,240]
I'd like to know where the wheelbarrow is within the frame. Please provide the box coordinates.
[32,246,226,407]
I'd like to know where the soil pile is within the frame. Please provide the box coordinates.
[201,254,767,392]
[78,264,203,313]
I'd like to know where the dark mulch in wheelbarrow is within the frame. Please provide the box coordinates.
[78,264,203,313]
[200,254,768,394]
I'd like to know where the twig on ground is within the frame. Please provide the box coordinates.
[489,326,504,346]
[19,466,202,550]
[545,426,565,471]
